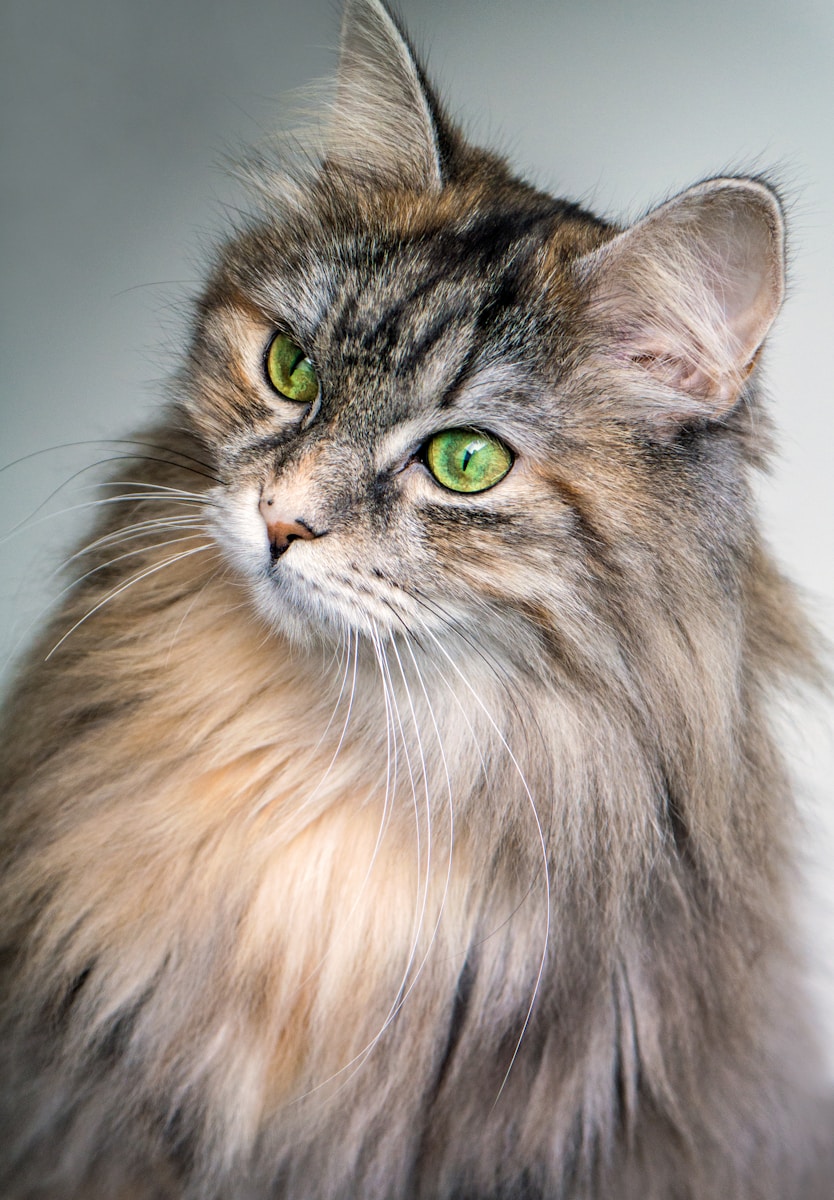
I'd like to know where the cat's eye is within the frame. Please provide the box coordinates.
[265,332,319,403]
[425,428,513,493]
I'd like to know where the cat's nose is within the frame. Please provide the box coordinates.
[258,496,319,562]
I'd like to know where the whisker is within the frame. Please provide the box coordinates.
[379,627,427,938]
[318,620,349,679]
[99,479,211,500]
[72,533,210,586]
[1,438,221,481]
[406,617,548,956]
[372,626,399,852]
[44,544,213,661]
[249,628,360,823]
[293,627,424,1104]
[164,564,225,668]
[309,626,353,749]
[0,493,211,548]
[281,632,401,1011]
[417,622,552,1107]
[5,532,212,676]
[356,631,430,1046]
[298,626,360,812]
[410,587,557,844]
[386,630,456,1005]
[411,587,517,694]
[60,517,208,572]
[1,453,219,544]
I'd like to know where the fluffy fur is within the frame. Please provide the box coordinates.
[0,2,830,1196]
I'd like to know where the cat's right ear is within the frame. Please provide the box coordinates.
[327,0,448,190]
[575,177,785,428]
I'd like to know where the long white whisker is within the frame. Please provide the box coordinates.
[413,634,541,952]
[389,631,456,997]
[417,622,551,1107]
[61,516,208,570]
[249,628,360,822]
[372,626,399,854]
[1,438,221,480]
[379,628,426,944]
[321,627,459,1094]
[298,626,360,811]
[44,544,213,660]
[358,632,430,1039]
[1,453,217,543]
[282,631,401,1011]
[411,587,518,695]
[1,493,210,548]
[100,479,209,500]
[318,620,349,679]
[411,588,558,844]
[292,625,426,1104]
[305,626,356,762]
[164,564,224,668]
[70,533,211,592]
[4,533,212,676]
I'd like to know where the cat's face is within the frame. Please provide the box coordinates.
[180,0,784,667]
[190,187,618,653]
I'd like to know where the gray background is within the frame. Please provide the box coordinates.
[2,0,833,1072]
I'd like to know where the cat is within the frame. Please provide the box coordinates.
[0,0,831,1197]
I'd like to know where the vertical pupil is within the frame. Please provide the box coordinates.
[461,446,475,471]
[266,335,317,402]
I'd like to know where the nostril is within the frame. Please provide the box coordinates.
[259,507,321,563]
[258,493,277,520]
[258,490,325,561]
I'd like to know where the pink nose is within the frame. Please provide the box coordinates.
[258,497,318,561]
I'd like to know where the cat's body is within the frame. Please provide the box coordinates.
[0,2,830,1197]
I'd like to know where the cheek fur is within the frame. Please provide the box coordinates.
[212,483,268,580]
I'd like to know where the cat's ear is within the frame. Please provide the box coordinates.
[578,178,785,422]
[328,0,446,190]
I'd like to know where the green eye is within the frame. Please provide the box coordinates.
[425,428,513,493]
[265,332,319,403]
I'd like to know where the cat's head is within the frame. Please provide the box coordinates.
[183,0,784,677]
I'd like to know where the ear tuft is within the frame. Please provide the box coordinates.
[328,0,444,191]
[580,178,785,420]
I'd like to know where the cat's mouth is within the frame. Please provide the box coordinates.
[259,550,422,641]
[212,483,472,647]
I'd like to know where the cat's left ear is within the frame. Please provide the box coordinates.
[577,178,785,422]
[327,0,448,190]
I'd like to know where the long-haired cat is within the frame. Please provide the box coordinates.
[0,1,830,1196]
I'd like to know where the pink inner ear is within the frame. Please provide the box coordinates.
[585,179,785,417]
[693,219,781,367]
[629,351,719,403]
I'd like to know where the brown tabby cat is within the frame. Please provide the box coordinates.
[0,1,830,1197]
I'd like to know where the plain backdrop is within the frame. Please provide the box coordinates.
[2,0,833,1074]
